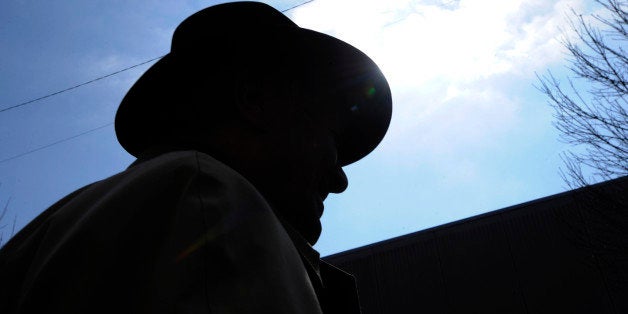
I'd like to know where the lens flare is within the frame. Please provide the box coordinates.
[367,86,376,96]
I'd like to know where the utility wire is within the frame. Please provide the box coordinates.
[281,0,314,12]
[0,0,316,163]
[0,123,113,164]
[0,56,165,113]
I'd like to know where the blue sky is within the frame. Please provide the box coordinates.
[0,0,597,254]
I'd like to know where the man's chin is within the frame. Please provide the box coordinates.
[263,196,322,244]
[284,213,322,245]
[301,221,322,245]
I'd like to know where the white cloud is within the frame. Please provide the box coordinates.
[291,0,581,83]
[289,0,584,164]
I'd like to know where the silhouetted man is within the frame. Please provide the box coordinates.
[0,2,391,313]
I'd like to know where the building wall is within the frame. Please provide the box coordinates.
[324,177,628,314]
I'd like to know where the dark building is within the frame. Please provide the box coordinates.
[324,176,628,314]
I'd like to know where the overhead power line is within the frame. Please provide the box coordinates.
[0,56,165,114]
[0,123,113,164]
[282,0,314,12]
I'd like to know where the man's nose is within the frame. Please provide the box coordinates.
[327,167,348,193]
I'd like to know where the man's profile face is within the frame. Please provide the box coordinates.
[254,104,348,244]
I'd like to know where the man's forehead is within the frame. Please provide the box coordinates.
[296,62,388,125]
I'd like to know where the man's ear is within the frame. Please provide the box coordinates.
[234,81,269,131]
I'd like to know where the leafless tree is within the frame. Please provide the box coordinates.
[0,183,16,248]
[538,3,628,308]
[537,0,627,189]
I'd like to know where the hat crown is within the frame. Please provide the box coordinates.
[172,2,297,54]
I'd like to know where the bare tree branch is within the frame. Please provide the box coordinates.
[537,0,628,187]
[0,185,13,247]
[538,1,628,301]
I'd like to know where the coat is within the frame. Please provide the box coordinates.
[0,150,360,313]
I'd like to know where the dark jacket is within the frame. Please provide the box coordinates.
[0,151,360,313]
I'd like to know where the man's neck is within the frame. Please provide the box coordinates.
[277,217,322,284]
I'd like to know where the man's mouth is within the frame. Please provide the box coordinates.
[319,191,329,201]
[316,195,325,218]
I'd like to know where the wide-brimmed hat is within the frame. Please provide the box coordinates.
[115,1,392,166]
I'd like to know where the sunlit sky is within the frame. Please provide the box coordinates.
[0,0,599,254]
